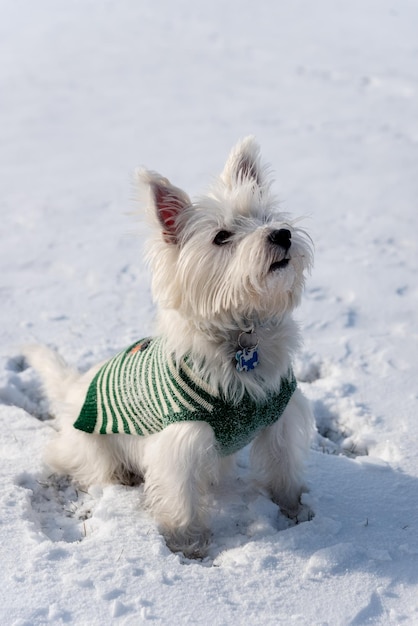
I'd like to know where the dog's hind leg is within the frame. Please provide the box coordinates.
[141,421,219,557]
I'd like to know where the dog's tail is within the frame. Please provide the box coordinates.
[23,344,80,409]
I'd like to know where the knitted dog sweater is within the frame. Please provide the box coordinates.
[74,338,297,457]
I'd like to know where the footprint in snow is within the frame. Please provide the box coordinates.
[17,472,94,543]
[313,398,369,458]
[295,354,370,458]
[0,355,52,420]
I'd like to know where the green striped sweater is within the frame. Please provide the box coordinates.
[74,338,297,457]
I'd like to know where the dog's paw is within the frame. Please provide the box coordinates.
[272,485,315,525]
[293,502,315,524]
[163,527,211,559]
[274,502,315,532]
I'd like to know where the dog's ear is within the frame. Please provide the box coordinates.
[137,169,191,244]
[220,136,264,188]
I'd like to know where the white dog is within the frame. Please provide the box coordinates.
[25,137,314,557]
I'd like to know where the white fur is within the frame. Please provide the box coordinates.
[25,137,314,557]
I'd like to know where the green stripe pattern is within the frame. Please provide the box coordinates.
[74,338,297,456]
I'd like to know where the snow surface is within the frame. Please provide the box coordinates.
[1,0,418,624]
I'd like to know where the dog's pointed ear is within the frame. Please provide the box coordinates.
[137,169,191,244]
[220,136,264,188]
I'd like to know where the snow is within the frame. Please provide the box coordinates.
[1,0,418,623]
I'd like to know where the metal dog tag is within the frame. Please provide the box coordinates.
[235,346,259,372]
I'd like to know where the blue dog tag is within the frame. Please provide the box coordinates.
[235,346,259,372]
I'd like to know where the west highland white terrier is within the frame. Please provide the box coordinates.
[25,137,314,557]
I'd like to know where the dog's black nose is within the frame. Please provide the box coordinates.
[269,228,292,250]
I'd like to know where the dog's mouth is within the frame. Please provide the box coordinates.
[269,258,290,272]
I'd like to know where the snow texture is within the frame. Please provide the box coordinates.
[1,1,418,624]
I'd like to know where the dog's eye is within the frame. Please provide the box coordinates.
[213,230,233,246]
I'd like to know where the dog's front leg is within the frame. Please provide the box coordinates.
[250,389,314,517]
[142,421,219,557]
